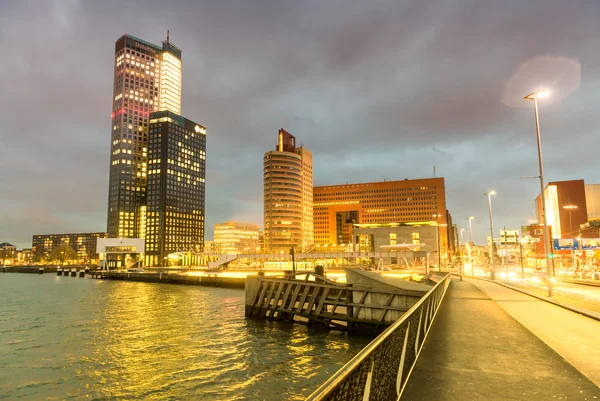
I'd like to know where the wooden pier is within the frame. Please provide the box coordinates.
[245,270,428,333]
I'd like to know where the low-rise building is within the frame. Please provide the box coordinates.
[214,221,260,254]
[0,242,16,265]
[351,222,439,267]
[32,232,108,264]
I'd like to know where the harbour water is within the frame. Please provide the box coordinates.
[0,274,371,400]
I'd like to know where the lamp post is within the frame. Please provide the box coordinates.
[485,191,496,280]
[563,204,578,238]
[467,216,474,244]
[524,89,553,296]
[433,214,442,271]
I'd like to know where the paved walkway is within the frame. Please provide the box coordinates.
[505,279,600,314]
[402,279,599,400]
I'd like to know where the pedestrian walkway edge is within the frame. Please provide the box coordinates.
[471,276,600,322]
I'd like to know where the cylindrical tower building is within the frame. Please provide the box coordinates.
[264,129,312,253]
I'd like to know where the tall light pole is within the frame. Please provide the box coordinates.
[467,216,474,244]
[433,214,442,271]
[563,203,578,269]
[563,204,578,237]
[524,89,553,296]
[485,191,496,280]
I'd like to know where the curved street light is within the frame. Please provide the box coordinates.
[524,89,553,297]
[485,191,496,280]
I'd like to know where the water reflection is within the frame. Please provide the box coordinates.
[0,275,371,401]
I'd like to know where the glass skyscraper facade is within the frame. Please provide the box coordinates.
[145,111,206,267]
[107,34,182,238]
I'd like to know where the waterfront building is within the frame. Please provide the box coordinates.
[203,240,222,254]
[263,128,313,253]
[32,232,108,263]
[535,179,600,238]
[106,33,182,239]
[145,111,206,267]
[214,221,260,254]
[258,229,264,253]
[16,248,33,265]
[0,242,16,265]
[313,178,453,261]
[351,222,438,266]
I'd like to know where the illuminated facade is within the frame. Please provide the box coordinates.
[264,128,313,252]
[107,34,183,238]
[351,222,438,265]
[32,232,108,262]
[214,221,260,254]
[145,111,206,267]
[536,179,591,238]
[313,178,453,259]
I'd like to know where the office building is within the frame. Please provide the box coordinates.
[106,33,182,238]
[145,111,206,267]
[313,178,453,259]
[32,232,108,263]
[352,222,438,265]
[214,221,260,254]
[264,128,313,252]
[536,179,600,238]
[203,240,222,254]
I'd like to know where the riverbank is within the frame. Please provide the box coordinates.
[90,270,246,288]
[1,265,62,273]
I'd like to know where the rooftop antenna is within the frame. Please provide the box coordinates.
[433,166,436,178]
[167,30,170,42]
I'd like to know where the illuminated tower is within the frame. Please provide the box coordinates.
[145,111,206,267]
[263,128,313,253]
[107,33,182,238]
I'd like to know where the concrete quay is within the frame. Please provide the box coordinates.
[90,270,245,289]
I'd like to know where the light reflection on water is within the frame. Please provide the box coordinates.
[0,274,371,400]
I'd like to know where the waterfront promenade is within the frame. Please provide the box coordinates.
[402,279,600,400]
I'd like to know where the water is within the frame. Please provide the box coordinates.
[0,274,371,400]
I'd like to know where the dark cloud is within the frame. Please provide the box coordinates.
[1,0,600,248]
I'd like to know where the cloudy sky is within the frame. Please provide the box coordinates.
[1,0,599,249]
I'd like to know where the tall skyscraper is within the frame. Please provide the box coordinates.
[107,33,182,238]
[145,111,206,267]
[263,128,313,253]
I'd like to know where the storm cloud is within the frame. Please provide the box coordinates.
[1,0,599,248]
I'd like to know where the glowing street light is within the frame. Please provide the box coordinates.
[433,213,442,271]
[524,89,553,297]
[485,191,496,280]
[467,216,474,244]
[563,204,578,237]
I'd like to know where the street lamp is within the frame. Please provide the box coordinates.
[467,216,474,244]
[485,191,496,280]
[524,89,553,297]
[433,214,442,271]
[563,204,578,237]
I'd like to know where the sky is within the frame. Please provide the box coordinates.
[1,0,599,249]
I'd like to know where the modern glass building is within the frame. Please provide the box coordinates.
[145,111,206,267]
[106,34,182,239]
[214,221,260,254]
[263,128,313,253]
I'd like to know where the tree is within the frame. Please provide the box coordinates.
[49,245,78,265]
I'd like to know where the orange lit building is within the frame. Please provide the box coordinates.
[313,178,453,259]
[263,128,313,253]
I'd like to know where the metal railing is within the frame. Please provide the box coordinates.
[306,273,451,401]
